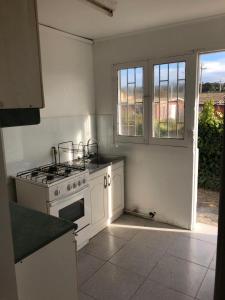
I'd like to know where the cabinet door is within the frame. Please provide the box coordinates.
[0,0,44,109]
[109,167,124,221]
[89,174,108,237]
[16,231,78,300]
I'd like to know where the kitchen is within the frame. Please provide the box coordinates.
[1,1,225,299]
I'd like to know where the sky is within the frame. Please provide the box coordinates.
[200,51,225,83]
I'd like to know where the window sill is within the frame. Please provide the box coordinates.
[115,135,147,144]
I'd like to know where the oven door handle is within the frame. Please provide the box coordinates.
[104,175,107,189]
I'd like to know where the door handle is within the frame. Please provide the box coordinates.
[104,176,107,188]
[108,174,110,186]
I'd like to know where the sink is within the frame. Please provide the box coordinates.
[89,156,112,165]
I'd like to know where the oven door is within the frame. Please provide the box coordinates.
[48,187,91,232]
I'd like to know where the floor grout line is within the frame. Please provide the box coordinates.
[194,267,209,299]
[164,252,213,269]
[78,215,217,300]
[147,277,196,299]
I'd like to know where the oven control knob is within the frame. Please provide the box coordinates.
[78,180,81,186]
[83,178,86,184]
[73,183,77,189]
[67,184,71,191]
[54,189,59,196]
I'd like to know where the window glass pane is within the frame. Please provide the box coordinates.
[128,83,135,104]
[160,64,168,81]
[160,81,168,102]
[168,103,177,138]
[168,63,178,102]
[153,61,185,139]
[159,123,168,138]
[128,68,135,83]
[136,87,143,103]
[117,67,144,137]
[136,68,143,87]
[135,103,144,136]
[178,62,185,80]
[153,102,160,138]
[128,105,135,136]
[160,101,167,122]
[178,101,184,123]
[154,65,159,102]
[178,80,185,100]
[119,69,127,103]
[118,104,128,135]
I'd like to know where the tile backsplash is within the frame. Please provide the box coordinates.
[3,114,96,175]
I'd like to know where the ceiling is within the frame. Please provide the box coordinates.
[37,0,225,40]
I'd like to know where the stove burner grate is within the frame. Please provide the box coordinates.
[16,162,86,185]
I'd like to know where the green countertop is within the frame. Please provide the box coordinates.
[10,202,76,263]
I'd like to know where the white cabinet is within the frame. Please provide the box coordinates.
[89,170,108,237]
[15,231,78,300]
[0,0,44,109]
[108,163,124,223]
[89,161,124,238]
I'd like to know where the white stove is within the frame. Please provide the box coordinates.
[15,162,91,244]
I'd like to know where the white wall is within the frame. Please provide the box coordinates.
[39,25,95,117]
[94,15,225,229]
[3,25,96,200]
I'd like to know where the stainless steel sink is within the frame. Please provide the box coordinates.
[89,156,112,165]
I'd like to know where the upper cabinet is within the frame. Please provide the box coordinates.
[0,0,44,109]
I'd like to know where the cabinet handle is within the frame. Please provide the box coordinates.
[108,174,111,186]
[104,176,107,188]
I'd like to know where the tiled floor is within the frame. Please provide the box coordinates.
[78,214,217,300]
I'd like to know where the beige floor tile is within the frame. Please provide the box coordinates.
[129,228,178,251]
[80,262,144,300]
[197,269,215,300]
[183,223,218,244]
[110,241,165,276]
[209,253,217,270]
[77,251,105,286]
[103,224,138,241]
[167,236,215,267]
[113,214,152,227]
[149,255,207,297]
[84,232,127,260]
[132,280,194,300]
[79,292,94,300]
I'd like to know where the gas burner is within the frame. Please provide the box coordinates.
[46,174,55,181]
[31,171,39,177]
[48,166,58,173]
[65,168,71,175]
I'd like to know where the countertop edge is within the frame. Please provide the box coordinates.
[14,227,75,264]
[88,157,125,174]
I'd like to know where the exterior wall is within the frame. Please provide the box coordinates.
[94,15,225,229]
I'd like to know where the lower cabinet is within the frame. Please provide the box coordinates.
[89,161,124,239]
[108,164,124,223]
[89,170,108,237]
[15,231,78,300]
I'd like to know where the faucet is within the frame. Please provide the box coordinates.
[86,138,98,159]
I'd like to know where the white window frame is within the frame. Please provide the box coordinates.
[149,54,197,147]
[113,61,149,144]
[113,54,197,147]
